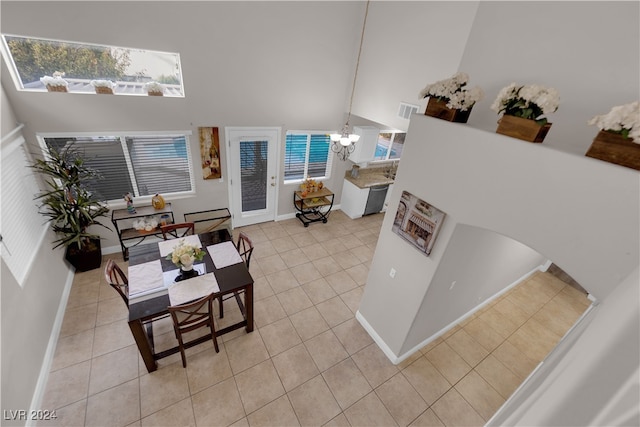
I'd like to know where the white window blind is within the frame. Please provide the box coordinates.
[43,133,193,202]
[284,132,332,182]
[1,134,47,285]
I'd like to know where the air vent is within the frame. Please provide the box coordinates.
[397,102,419,120]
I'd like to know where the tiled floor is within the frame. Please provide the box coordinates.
[39,210,591,427]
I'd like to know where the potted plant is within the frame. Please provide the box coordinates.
[491,83,560,143]
[585,101,640,170]
[419,72,484,123]
[40,71,69,93]
[31,143,111,271]
[90,79,116,94]
[144,81,164,96]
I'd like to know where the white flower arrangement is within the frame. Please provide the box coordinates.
[166,239,205,269]
[40,75,68,88]
[491,83,560,125]
[419,72,484,111]
[90,79,116,89]
[588,101,639,142]
[144,81,164,94]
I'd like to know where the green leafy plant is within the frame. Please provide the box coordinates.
[491,83,560,126]
[31,144,110,251]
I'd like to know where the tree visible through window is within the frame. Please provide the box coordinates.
[5,36,130,85]
[1,34,184,95]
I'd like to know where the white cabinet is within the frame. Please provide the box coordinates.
[341,179,370,219]
[349,126,379,164]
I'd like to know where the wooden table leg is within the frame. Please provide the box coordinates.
[129,319,157,373]
[245,284,254,332]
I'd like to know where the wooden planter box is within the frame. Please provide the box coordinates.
[46,85,67,93]
[424,97,472,123]
[95,86,114,95]
[585,130,640,171]
[496,114,552,143]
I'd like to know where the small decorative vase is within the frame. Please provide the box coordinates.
[152,193,165,210]
[585,130,640,171]
[176,261,199,281]
[496,114,552,143]
[424,97,473,123]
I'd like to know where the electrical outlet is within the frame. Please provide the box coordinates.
[389,268,396,278]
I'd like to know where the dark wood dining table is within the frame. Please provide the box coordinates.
[127,229,254,373]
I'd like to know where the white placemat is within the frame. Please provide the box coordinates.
[168,273,220,306]
[207,241,243,269]
[158,235,202,257]
[128,260,164,296]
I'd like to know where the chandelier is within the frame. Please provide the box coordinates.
[330,0,370,161]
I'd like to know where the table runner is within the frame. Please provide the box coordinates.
[168,273,220,306]
[158,235,202,257]
[207,241,243,269]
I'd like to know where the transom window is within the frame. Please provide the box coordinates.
[374,131,405,161]
[40,133,194,203]
[1,34,184,96]
[284,132,333,182]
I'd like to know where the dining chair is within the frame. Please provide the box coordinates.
[105,258,129,306]
[161,222,195,240]
[168,293,219,368]
[219,231,254,318]
[104,258,157,349]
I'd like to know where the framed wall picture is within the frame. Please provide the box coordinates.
[392,191,446,256]
[199,127,221,179]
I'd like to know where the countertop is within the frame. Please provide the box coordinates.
[344,167,395,189]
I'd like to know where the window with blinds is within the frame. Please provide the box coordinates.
[284,132,332,182]
[42,133,194,202]
[1,134,48,285]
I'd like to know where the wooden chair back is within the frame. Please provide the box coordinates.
[161,222,195,240]
[236,232,254,269]
[168,293,219,367]
[105,258,129,306]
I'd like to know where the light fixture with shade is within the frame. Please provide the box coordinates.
[330,0,369,161]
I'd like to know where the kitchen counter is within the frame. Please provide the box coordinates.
[344,167,395,188]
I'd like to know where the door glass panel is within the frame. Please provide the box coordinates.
[240,140,268,212]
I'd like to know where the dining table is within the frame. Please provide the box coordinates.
[127,229,254,373]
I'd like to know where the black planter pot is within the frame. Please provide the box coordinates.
[65,238,102,272]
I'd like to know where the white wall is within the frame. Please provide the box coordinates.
[350,1,480,131]
[458,1,639,156]
[358,115,638,357]
[0,1,368,248]
[401,224,546,355]
[1,85,74,424]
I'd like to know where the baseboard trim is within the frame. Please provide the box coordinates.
[355,310,401,364]
[28,268,75,426]
[357,262,549,365]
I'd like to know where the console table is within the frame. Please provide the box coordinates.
[293,187,334,227]
[111,203,174,260]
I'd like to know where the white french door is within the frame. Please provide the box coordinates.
[226,127,279,227]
